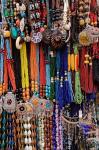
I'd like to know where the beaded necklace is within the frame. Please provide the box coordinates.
[23,117,32,150]
[38,115,45,150]
[6,112,15,150]
[1,110,7,149]
[30,42,38,94]
[31,115,36,150]
[45,46,50,99]
[20,43,30,101]
[39,46,46,98]
[50,51,56,100]
[0,34,4,96]
[44,112,52,149]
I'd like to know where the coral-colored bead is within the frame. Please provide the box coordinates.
[26,88,29,92]
[16,19,20,26]
[22,92,25,96]
[31,88,35,91]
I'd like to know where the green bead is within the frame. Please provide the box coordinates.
[1,142,6,148]
[10,9,14,16]
[4,9,9,17]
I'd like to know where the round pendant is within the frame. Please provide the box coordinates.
[31,32,42,43]
[3,92,16,113]
[16,103,27,119]
[42,29,52,44]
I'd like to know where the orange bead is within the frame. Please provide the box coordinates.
[31,80,34,84]
[22,92,25,97]
[0,91,2,96]
[23,88,25,92]
[26,87,29,92]
[31,88,35,91]
[16,19,20,26]
[26,95,30,100]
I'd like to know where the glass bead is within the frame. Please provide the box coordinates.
[24,123,28,129]
[24,130,28,135]
[28,130,31,135]
[24,138,28,144]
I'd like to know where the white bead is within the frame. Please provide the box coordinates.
[27,116,31,121]
[28,146,32,150]
[24,130,28,135]
[65,22,71,30]
[24,123,28,129]
[25,145,29,150]
[24,138,28,144]
[27,123,31,129]
[28,137,32,144]
[28,130,31,135]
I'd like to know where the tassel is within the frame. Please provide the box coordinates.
[55,50,60,101]
[70,54,75,71]
[46,60,50,98]
[40,46,46,97]
[50,52,55,100]
[57,49,64,108]
[74,71,83,104]
[30,42,38,93]
[68,72,74,102]
[68,54,71,71]
[63,47,73,105]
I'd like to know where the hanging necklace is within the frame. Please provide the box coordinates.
[1,110,7,149]
[39,46,46,98]
[23,117,32,150]
[0,34,4,96]
[38,115,45,150]
[20,42,30,101]
[30,42,39,94]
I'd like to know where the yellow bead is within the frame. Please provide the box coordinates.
[84,60,89,64]
[79,19,85,26]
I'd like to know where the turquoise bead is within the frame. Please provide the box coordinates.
[2,134,6,140]
[11,27,18,39]
[2,126,6,131]
[1,142,6,148]
[2,118,6,124]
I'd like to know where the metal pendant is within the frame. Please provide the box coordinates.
[31,32,42,43]
[3,92,16,113]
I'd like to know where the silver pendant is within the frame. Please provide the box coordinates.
[3,92,16,113]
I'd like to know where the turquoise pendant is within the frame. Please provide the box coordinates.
[10,27,18,39]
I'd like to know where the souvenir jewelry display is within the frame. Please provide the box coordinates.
[0,0,99,149]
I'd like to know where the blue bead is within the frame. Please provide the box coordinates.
[2,126,6,131]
